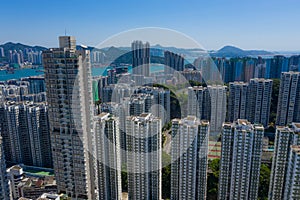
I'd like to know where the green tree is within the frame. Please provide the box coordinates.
[162,152,171,199]
[207,159,220,200]
[269,79,280,124]
[121,164,128,192]
[258,164,271,200]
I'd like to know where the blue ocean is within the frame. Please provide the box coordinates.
[0,65,165,81]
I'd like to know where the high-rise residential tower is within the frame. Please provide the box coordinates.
[94,113,122,200]
[171,116,209,200]
[43,36,95,199]
[228,79,272,127]
[283,145,300,200]
[207,85,227,133]
[126,113,162,200]
[276,71,300,126]
[135,86,171,124]
[0,101,52,168]
[164,51,184,74]
[0,136,10,200]
[218,120,264,200]
[247,78,273,127]
[187,86,210,120]
[187,85,226,133]
[227,82,248,122]
[132,41,150,77]
[268,123,300,200]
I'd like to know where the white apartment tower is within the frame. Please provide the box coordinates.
[283,145,300,200]
[207,85,227,133]
[268,123,300,200]
[164,51,184,74]
[276,71,300,126]
[43,36,95,199]
[171,116,209,200]
[228,82,248,122]
[218,120,264,200]
[0,101,52,168]
[126,113,162,200]
[187,86,210,120]
[0,136,10,200]
[94,113,122,200]
[132,41,150,77]
[227,79,273,127]
[247,78,273,127]
[188,85,226,133]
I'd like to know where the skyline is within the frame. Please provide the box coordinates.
[1,32,300,199]
[1,0,300,51]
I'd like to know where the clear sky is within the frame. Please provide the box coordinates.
[1,0,300,51]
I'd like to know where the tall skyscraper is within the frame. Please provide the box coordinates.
[126,113,162,200]
[207,85,227,133]
[254,63,266,78]
[129,94,153,116]
[227,79,273,127]
[164,51,184,74]
[247,78,273,127]
[268,123,300,200]
[218,120,264,200]
[227,82,248,122]
[187,86,210,120]
[132,41,150,77]
[0,136,10,200]
[270,55,286,79]
[283,145,300,200]
[135,86,170,124]
[188,85,226,133]
[43,36,95,199]
[276,71,300,126]
[94,113,122,200]
[171,117,209,200]
[0,101,52,168]
[26,102,52,168]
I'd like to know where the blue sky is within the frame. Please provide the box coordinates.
[1,0,300,51]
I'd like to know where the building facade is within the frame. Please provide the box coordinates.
[227,79,272,127]
[0,101,52,168]
[207,85,227,133]
[171,116,209,200]
[164,51,184,74]
[43,36,95,199]
[132,40,150,77]
[227,82,248,122]
[247,78,273,127]
[126,113,162,200]
[0,136,10,200]
[218,120,264,200]
[187,86,210,120]
[268,123,300,200]
[283,145,300,200]
[94,113,122,200]
[276,71,300,126]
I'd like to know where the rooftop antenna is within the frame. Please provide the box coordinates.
[65,28,67,36]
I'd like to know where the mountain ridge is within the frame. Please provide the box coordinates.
[0,42,284,59]
[212,45,274,57]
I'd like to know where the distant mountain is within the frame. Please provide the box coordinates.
[0,42,277,64]
[211,45,273,57]
[0,42,47,56]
